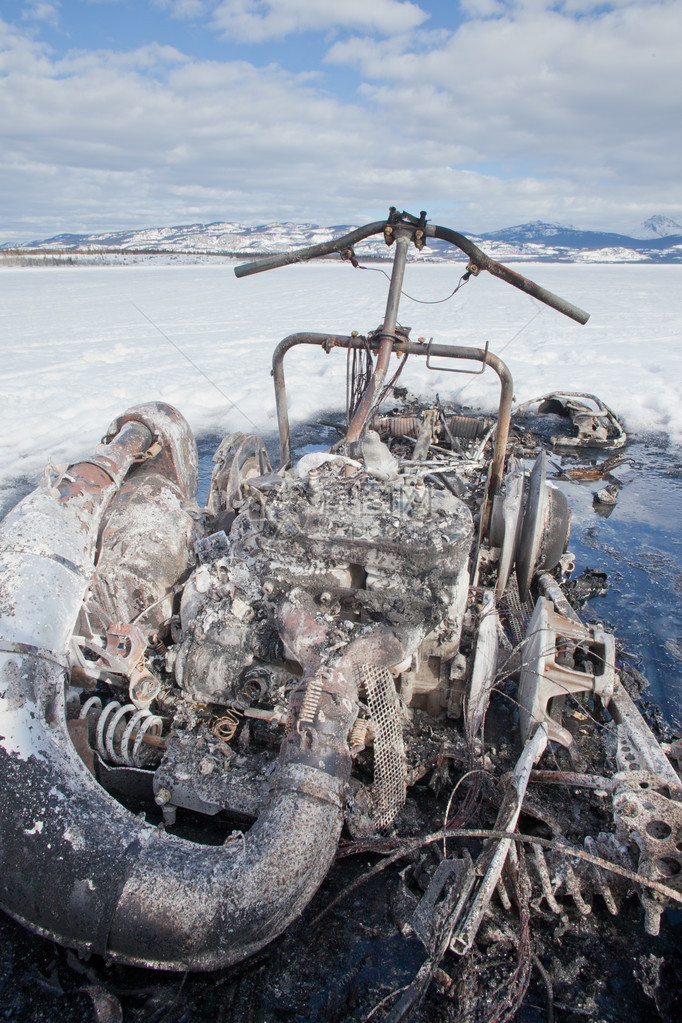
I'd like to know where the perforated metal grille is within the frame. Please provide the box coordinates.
[359,664,407,830]
[501,576,534,647]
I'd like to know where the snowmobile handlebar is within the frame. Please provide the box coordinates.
[234,216,590,325]
[234,220,388,278]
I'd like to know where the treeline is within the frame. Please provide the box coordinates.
[0,253,79,266]
[1,246,275,258]
[0,246,397,266]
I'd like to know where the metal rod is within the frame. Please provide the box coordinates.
[345,230,411,443]
[382,230,411,334]
[450,723,549,955]
[272,333,353,468]
[234,221,388,278]
[234,213,590,325]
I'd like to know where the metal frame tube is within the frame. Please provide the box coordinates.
[234,221,387,278]
[426,225,589,325]
[0,404,361,971]
[271,334,513,529]
[272,333,353,469]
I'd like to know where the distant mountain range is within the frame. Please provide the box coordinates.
[4,216,682,264]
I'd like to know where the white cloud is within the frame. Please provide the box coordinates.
[21,2,60,27]
[0,20,414,237]
[326,2,682,189]
[210,0,428,41]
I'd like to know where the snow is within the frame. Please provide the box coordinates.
[573,247,643,263]
[1,260,681,513]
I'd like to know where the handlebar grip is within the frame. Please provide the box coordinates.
[234,252,306,278]
[234,221,388,278]
[485,261,590,324]
[428,225,589,324]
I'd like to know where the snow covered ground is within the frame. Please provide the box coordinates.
[2,260,681,506]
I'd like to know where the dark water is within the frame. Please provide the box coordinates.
[549,437,682,728]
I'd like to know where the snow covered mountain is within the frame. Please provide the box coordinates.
[479,220,682,256]
[3,217,682,263]
[10,221,355,255]
[637,215,682,239]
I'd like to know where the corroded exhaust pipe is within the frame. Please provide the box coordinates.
[0,404,359,970]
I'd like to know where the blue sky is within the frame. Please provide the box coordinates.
[1,0,681,241]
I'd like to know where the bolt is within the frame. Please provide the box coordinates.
[308,466,322,505]
[155,786,172,807]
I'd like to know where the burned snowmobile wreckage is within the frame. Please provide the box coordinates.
[0,209,681,992]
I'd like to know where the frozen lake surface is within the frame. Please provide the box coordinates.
[1,260,681,723]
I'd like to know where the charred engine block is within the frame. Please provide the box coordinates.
[173,455,473,709]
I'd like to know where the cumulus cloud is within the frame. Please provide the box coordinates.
[208,0,427,40]
[326,2,682,191]
[0,19,420,237]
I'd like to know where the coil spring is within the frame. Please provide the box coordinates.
[350,718,370,756]
[446,414,490,440]
[212,709,241,743]
[372,413,489,442]
[80,695,102,721]
[87,700,163,767]
[149,632,167,656]
[297,674,324,732]
[372,415,421,438]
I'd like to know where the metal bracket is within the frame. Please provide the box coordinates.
[426,338,489,375]
[518,597,617,747]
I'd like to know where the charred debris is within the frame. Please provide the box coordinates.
[0,210,680,1023]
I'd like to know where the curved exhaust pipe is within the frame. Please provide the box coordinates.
[0,404,360,970]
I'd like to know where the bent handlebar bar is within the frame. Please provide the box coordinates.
[234,218,590,325]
